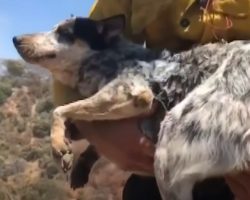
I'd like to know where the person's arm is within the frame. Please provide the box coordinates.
[74,117,250,200]
[73,110,156,175]
[226,172,250,200]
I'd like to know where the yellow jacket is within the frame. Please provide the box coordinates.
[53,0,250,106]
[90,0,250,51]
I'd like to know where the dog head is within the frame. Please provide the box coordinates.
[13,15,125,85]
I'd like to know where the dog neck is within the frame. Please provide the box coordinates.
[51,68,79,88]
[83,37,161,68]
[109,37,160,61]
[51,37,161,89]
[50,50,97,88]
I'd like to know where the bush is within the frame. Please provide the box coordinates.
[21,149,43,162]
[4,60,24,76]
[0,112,4,122]
[36,98,54,114]
[0,92,7,105]
[0,189,12,200]
[32,112,51,138]
[0,81,12,105]
[46,164,59,179]
[20,179,67,200]
[16,119,26,133]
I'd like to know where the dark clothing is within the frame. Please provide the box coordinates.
[123,175,162,200]
[123,175,234,200]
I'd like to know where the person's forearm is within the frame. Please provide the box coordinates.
[226,172,250,200]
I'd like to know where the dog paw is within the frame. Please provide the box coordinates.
[133,90,154,108]
[61,152,74,173]
[51,139,73,173]
[51,133,73,173]
[51,134,71,155]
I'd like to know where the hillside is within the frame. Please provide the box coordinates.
[0,59,129,200]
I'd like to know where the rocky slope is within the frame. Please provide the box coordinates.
[0,59,129,200]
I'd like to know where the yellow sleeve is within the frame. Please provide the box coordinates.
[212,0,249,18]
[89,0,145,44]
[89,0,129,20]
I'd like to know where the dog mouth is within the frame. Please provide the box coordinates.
[13,36,56,63]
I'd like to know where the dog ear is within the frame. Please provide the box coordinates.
[96,15,126,41]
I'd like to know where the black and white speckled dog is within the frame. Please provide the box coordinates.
[13,15,250,200]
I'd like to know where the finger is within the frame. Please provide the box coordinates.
[139,136,155,157]
[139,137,155,148]
[53,148,65,157]
[51,148,62,160]
[59,148,72,156]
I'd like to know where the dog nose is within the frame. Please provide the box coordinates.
[12,36,21,46]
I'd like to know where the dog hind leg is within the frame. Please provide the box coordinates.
[154,122,250,200]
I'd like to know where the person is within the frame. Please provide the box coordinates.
[52,0,250,199]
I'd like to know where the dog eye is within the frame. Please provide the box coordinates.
[57,28,74,43]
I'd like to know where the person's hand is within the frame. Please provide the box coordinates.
[225,172,250,200]
[73,108,156,175]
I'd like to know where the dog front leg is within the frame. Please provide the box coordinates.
[51,79,154,171]
[54,82,154,121]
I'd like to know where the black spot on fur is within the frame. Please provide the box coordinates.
[74,15,125,51]
[185,121,203,143]
[57,27,75,44]
[180,102,194,117]
[74,18,107,50]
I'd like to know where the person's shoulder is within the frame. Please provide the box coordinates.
[89,0,131,20]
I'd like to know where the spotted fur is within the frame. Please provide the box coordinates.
[155,41,250,200]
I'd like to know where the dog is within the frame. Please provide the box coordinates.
[13,15,250,200]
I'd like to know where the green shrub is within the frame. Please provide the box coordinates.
[0,81,12,105]
[20,179,67,200]
[4,60,24,76]
[32,113,51,138]
[0,189,12,200]
[36,98,54,114]
[21,190,39,200]
[0,92,7,105]
[0,112,4,122]
[46,164,59,179]
[16,119,26,133]
[21,149,43,162]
